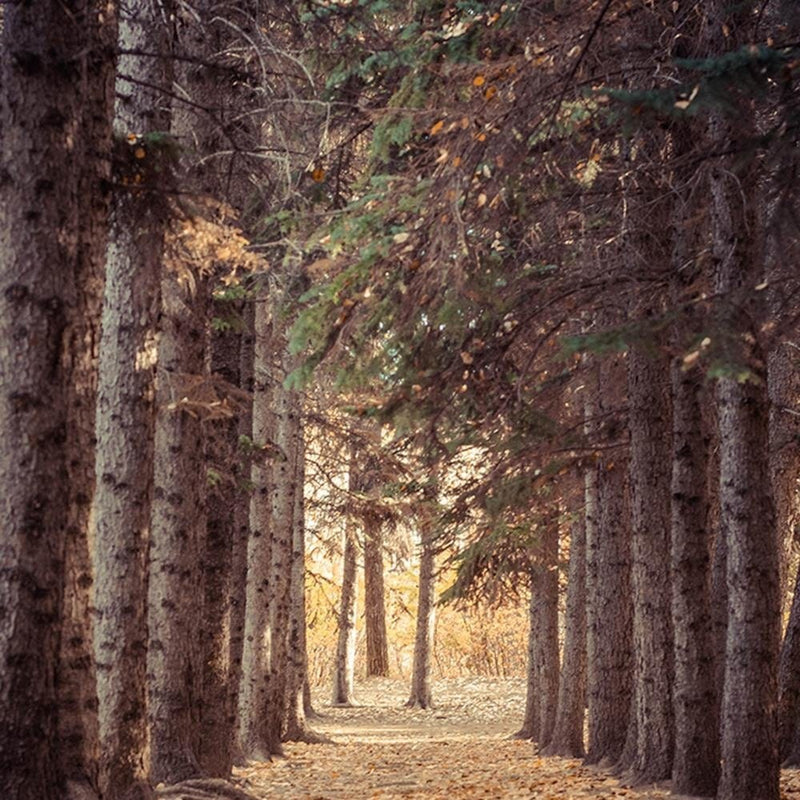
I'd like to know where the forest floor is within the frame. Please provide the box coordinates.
[233,677,800,799]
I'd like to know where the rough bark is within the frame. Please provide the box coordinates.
[59,4,118,796]
[237,293,274,761]
[199,312,241,778]
[264,330,300,754]
[284,399,306,736]
[407,487,438,710]
[515,575,540,741]
[284,415,327,742]
[584,358,633,767]
[534,513,560,748]
[147,270,208,785]
[708,7,781,793]
[515,510,559,745]
[627,345,674,783]
[765,5,800,761]
[364,518,390,678]
[230,301,254,763]
[670,359,720,795]
[333,520,359,705]
[91,3,171,797]
[668,113,720,795]
[333,439,360,706]
[775,348,800,764]
[544,512,586,758]
[0,4,106,797]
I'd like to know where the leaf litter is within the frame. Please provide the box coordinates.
[235,677,800,799]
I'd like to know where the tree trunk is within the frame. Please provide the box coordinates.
[238,292,274,761]
[147,270,208,785]
[407,487,438,710]
[544,511,586,758]
[515,575,540,741]
[765,5,800,760]
[59,5,118,796]
[535,512,560,748]
[364,518,390,678]
[333,439,360,706]
[670,359,720,795]
[230,301,254,763]
[668,112,720,795]
[284,399,318,740]
[199,310,242,778]
[0,4,106,797]
[627,345,674,783]
[585,358,633,767]
[91,4,171,797]
[264,331,300,754]
[708,7,781,791]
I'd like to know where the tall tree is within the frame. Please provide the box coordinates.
[91,2,172,797]
[0,2,114,797]
[264,299,302,753]
[200,310,243,777]
[359,432,391,678]
[628,337,674,783]
[707,4,781,798]
[363,517,390,678]
[543,507,586,759]
[332,437,360,706]
[668,114,720,795]
[238,288,275,761]
[407,480,439,710]
[147,270,209,784]
[58,2,119,795]
[584,358,633,767]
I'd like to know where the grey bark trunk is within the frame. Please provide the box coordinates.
[0,5,107,797]
[238,292,275,761]
[59,4,118,796]
[333,439,360,706]
[534,513,560,748]
[284,401,313,739]
[627,345,674,782]
[199,310,242,777]
[407,490,438,710]
[264,330,300,753]
[707,9,780,788]
[765,5,800,759]
[544,511,586,758]
[585,358,633,767]
[516,511,559,745]
[147,270,208,784]
[515,575,540,741]
[230,302,254,763]
[333,521,359,704]
[670,358,720,795]
[91,4,171,797]
[668,114,720,796]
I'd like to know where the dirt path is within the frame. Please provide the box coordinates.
[235,678,681,799]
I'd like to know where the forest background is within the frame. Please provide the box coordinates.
[2,2,800,800]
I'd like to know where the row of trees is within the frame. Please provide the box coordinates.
[282,2,800,800]
[2,2,800,800]
[0,2,449,798]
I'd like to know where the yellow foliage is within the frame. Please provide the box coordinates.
[164,198,266,289]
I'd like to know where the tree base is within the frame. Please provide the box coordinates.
[156,778,259,800]
[283,725,334,745]
[405,697,434,710]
